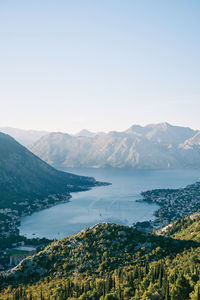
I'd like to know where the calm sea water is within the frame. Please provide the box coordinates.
[19,168,200,239]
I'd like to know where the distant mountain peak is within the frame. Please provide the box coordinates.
[126,122,173,134]
[125,124,144,134]
[75,129,105,138]
[146,122,172,130]
[49,131,72,138]
[75,129,95,137]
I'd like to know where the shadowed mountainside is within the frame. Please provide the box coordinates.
[0,132,101,209]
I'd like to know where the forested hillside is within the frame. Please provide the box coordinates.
[0,132,100,209]
[1,214,200,299]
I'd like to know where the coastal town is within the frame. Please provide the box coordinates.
[137,181,200,230]
[0,193,71,270]
[0,192,71,238]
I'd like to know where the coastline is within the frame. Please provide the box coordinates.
[18,182,111,234]
[2,180,111,236]
[135,181,200,232]
[0,181,110,270]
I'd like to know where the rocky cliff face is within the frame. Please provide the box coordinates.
[30,123,200,169]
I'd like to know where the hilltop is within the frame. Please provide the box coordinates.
[1,217,200,299]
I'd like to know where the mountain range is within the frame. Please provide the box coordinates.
[0,127,105,146]
[30,123,200,169]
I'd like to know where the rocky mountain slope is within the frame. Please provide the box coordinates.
[0,222,194,286]
[0,132,100,209]
[30,122,200,169]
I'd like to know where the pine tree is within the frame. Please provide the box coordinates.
[164,281,170,300]
[197,285,200,300]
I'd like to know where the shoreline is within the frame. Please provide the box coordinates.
[135,181,200,232]
[2,176,200,270]
[0,182,110,270]
[2,180,111,237]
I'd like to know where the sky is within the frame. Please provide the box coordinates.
[0,0,200,133]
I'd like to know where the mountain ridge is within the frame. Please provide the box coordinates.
[0,127,48,147]
[0,132,101,210]
[30,123,200,169]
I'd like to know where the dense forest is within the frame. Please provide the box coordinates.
[1,213,200,299]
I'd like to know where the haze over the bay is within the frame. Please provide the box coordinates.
[0,0,200,133]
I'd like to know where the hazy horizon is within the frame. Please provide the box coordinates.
[1,1,200,133]
[1,121,200,135]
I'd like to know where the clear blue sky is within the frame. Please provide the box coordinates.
[0,0,200,133]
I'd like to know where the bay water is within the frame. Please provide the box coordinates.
[19,168,200,239]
